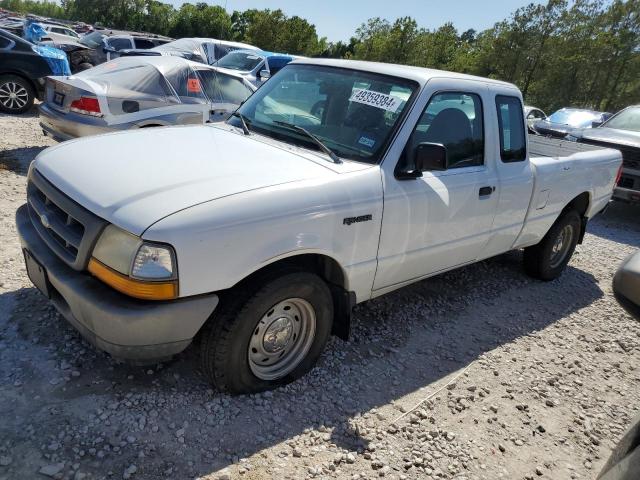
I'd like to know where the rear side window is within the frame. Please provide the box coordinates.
[134,38,155,49]
[496,95,526,162]
[108,38,133,51]
[0,36,11,49]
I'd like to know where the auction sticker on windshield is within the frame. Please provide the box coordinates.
[349,89,402,113]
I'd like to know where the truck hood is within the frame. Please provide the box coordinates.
[34,125,337,235]
[579,127,640,149]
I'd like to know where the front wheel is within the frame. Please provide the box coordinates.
[523,210,581,281]
[200,271,334,394]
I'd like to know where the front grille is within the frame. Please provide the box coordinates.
[27,181,84,261]
[578,138,640,170]
[26,169,107,270]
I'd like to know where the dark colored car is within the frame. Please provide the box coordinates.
[531,108,612,138]
[45,29,172,72]
[574,106,640,204]
[0,28,70,113]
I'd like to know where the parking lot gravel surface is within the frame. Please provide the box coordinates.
[1,111,639,480]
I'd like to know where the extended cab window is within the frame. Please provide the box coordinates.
[496,95,526,162]
[405,92,484,170]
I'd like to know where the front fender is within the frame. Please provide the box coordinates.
[142,168,384,302]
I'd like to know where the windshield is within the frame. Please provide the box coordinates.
[216,51,263,72]
[547,109,602,128]
[602,107,640,132]
[228,64,417,164]
[80,31,105,48]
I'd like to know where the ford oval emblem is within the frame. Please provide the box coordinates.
[40,214,51,229]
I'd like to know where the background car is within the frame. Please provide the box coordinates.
[214,49,297,87]
[119,37,259,65]
[531,107,611,138]
[0,28,70,114]
[38,55,256,142]
[46,29,172,72]
[40,23,81,43]
[524,105,546,132]
[574,105,640,204]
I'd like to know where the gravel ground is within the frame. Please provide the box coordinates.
[1,111,639,480]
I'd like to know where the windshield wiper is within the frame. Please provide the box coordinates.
[272,121,341,164]
[232,111,250,135]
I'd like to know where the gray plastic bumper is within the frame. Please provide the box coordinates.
[16,204,219,363]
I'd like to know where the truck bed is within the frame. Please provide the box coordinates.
[529,134,603,158]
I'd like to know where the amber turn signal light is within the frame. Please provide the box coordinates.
[88,258,178,300]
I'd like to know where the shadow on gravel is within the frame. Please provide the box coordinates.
[589,202,640,247]
[0,110,38,120]
[1,247,605,478]
[0,147,47,175]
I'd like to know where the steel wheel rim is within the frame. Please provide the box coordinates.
[248,297,316,381]
[0,82,29,110]
[550,224,574,268]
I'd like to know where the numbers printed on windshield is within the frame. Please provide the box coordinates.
[349,89,402,113]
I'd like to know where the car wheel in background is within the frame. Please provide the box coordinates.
[77,62,94,71]
[523,210,581,281]
[0,75,35,114]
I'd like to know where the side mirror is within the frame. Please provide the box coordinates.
[415,142,448,172]
[591,121,603,128]
[613,252,640,320]
[122,100,139,113]
[259,69,271,80]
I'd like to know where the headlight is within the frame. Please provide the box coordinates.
[89,225,178,300]
[132,244,176,280]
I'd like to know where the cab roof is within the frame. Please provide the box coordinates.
[291,57,518,89]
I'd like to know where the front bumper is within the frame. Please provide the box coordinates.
[613,186,640,204]
[38,103,114,142]
[16,204,219,363]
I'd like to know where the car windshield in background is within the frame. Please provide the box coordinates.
[602,107,640,132]
[216,51,263,71]
[229,64,417,164]
[547,109,602,128]
[80,31,105,48]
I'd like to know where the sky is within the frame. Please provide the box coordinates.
[167,0,545,42]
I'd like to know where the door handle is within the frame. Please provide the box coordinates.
[479,186,495,197]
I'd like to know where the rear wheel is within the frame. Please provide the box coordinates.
[200,271,333,394]
[0,75,35,114]
[523,210,581,281]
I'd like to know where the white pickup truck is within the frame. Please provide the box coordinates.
[17,59,622,394]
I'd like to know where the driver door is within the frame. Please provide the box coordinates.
[374,82,499,292]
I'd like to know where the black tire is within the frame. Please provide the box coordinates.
[200,271,334,394]
[523,210,581,281]
[77,62,94,72]
[0,75,35,114]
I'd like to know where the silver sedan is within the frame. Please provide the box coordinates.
[39,55,256,142]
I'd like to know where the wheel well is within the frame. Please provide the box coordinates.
[563,192,590,217]
[0,72,37,95]
[224,254,353,341]
[239,254,346,290]
[563,192,590,243]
